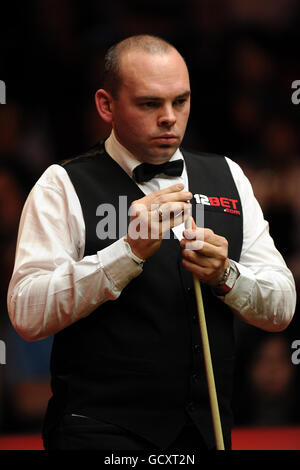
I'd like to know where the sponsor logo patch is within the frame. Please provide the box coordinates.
[194,193,241,215]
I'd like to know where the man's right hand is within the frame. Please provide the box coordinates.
[125,183,192,260]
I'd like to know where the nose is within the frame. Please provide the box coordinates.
[157,104,176,128]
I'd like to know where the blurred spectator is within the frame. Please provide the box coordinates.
[233,332,300,427]
[0,167,26,312]
[228,0,298,31]
[260,117,299,169]
[0,103,53,434]
[0,104,51,190]
[1,325,52,433]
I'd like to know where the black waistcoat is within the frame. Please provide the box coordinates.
[43,143,243,449]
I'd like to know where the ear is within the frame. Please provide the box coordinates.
[95,89,113,123]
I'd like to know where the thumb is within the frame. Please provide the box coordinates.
[191,217,197,230]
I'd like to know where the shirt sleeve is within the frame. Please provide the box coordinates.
[218,158,297,332]
[7,164,143,341]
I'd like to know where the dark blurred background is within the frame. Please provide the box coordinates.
[0,0,300,437]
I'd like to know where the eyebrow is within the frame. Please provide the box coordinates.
[135,90,191,101]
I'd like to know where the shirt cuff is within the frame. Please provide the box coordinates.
[214,261,256,312]
[97,237,144,293]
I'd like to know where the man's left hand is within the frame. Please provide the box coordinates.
[180,219,229,287]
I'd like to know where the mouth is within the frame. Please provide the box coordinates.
[152,135,179,145]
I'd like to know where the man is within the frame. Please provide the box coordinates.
[7,35,296,451]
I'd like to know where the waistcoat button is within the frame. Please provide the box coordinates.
[192,373,200,383]
[186,401,196,412]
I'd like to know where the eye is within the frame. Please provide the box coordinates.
[141,102,159,108]
[173,98,187,107]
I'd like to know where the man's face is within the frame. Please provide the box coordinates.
[110,49,191,163]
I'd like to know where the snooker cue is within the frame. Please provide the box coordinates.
[186,215,225,450]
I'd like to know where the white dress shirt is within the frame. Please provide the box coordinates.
[7,131,296,340]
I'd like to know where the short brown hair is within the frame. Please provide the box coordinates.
[102,35,176,98]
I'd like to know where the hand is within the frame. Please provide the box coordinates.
[180,218,229,286]
[125,184,192,260]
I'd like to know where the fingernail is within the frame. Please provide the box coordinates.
[186,240,204,250]
[184,229,194,239]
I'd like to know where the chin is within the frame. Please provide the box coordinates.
[157,146,178,159]
[138,143,179,163]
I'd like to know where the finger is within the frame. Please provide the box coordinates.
[148,184,192,203]
[159,203,191,234]
[132,187,192,212]
[181,257,219,283]
[183,227,226,248]
[181,255,227,285]
[191,217,197,230]
[182,251,213,267]
[181,238,227,261]
[181,219,204,250]
[151,201,190,220]
[182,247,227,270]
[154,191,193,207]
[144,183,185,203]
[161,209,187,233]
[154,183,185,195]
[180,238,204,251]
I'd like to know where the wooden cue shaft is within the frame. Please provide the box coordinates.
[186,215,225,450]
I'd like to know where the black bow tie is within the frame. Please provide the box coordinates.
[132,159,184,183]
